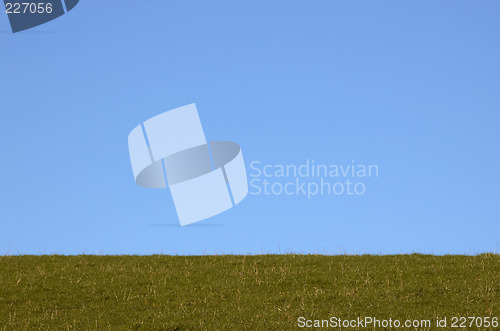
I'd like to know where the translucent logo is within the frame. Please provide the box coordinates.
[128,104,248,226]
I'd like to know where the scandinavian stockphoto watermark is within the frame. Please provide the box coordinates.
[249,159,378,199]
[128,104,248,226]
[297,316,499,328]
[4,0,80,33]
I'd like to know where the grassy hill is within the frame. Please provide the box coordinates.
[0,254,498,330]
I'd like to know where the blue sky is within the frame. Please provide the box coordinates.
[1,1,498,255]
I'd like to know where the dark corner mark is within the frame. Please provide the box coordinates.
[3,0,79,33]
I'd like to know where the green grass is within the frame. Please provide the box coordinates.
[0,254,498,330]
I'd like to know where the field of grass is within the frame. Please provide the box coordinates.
[0,254,498,330]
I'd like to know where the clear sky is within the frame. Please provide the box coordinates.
[1,1,498,255]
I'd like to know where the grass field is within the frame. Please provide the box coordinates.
[0,254,498,330]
